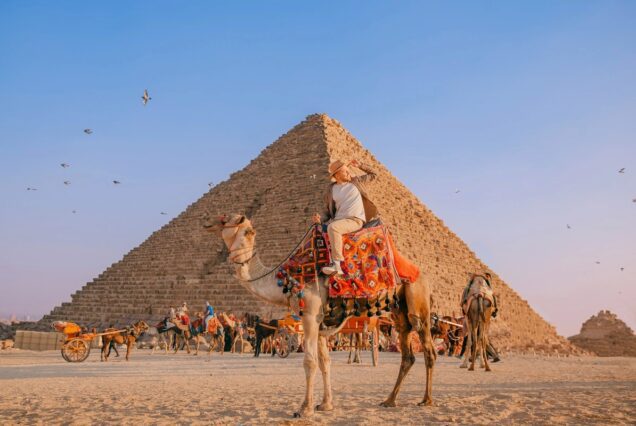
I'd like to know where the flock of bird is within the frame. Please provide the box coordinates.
[25,90,167,214]
[23,93,633,274]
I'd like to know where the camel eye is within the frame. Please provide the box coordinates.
[244,227,255,237]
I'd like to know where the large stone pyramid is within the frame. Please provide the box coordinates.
[40,114,575,352]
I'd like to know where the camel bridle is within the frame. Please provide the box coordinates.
[221,220,258,266]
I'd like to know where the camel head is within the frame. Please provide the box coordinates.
[203,213,256,265]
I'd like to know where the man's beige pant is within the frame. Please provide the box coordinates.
[327,218,364,262]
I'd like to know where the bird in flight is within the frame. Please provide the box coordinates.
[208,182,214,188]
[567,224,572,229]
[454,189,461,194]
[160,212,167,215]
[618,168,625,174]
[26,187,37,191]
[60,163,70,168]
[72,210,76,214]
[632,198,636,203]
[595,261,601,264]
[620,267,624,272]
[113,180,121,185]
[84,128,93,135]
[63,181,71,185]
[142,89,151,106]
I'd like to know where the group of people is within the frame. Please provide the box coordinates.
[164,301,216,330]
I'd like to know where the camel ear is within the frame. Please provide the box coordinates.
[237,215,246,224]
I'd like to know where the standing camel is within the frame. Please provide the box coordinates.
[460,275,494,371]
[204,213,436,418]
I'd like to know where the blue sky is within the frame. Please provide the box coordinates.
[1,1,634,335]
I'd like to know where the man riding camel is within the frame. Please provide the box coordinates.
[312,159,378,276]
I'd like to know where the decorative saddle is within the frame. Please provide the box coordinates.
[277,224,420,317]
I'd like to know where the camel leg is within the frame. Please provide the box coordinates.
[381,319,415,407]
[469,315,479,371]
[481,317,491,372]
[347,333,353,364]
[460,333,470,368]
[294,318,319,418]
[316,335,334,411]
[417,324,436,406]
[125,340,132,361]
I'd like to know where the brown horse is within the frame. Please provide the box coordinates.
[101,321,149,361]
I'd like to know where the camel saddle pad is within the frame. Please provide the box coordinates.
[280,226,331,286]
[328,226,400,298]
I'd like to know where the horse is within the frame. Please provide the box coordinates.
[254,318,278,357]
[101,321,149,361]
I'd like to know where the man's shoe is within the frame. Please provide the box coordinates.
[322,263,343,276]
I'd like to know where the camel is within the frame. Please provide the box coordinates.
[203,213,436,417]
[459,275,494,371]
[206,316,226,356]
[101,321,149,361]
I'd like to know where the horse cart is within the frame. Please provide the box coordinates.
[273,313,303,358]
[52,321,126,363]
[337,315,393,367]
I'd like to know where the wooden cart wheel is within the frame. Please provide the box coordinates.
[62,338,91,363]
[276,329,291,358]
[371,328,379,367]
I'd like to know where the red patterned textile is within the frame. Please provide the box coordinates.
[328,226,399,298]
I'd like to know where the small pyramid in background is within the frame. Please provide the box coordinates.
[569,310,636,356]
[39,114,575,352]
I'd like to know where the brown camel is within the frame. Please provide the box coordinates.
[101,321,149,361]
[203,213,436,417]
[461,275,494,372]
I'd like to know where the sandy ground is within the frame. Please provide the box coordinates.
[0,349,635,425]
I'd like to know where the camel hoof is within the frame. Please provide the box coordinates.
[380,400,397,408]
[418,399,433,407]
[468,366,474,371]
[316,403,333,412]
[485,367,492,372]
[293,409,314,418]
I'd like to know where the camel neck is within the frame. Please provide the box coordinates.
[234,255,288,307]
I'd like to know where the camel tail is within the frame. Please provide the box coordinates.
[479,296,486,324]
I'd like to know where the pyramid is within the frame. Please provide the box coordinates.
[569,310,636,356]
[40,114,576,353]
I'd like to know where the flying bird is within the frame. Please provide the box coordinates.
[142,89,151,106]
[208,182,214,188]
[632,198,636,203]
[454,189,461,194]
[567,224,572,229]
[60,163,70,168]
[595,261,601,265]
[113,180,121,185]
[618,168,625,174]
[63,181,71,185]
[84,128,93,135]
[160,212,167,215]
[72,210,76,214]
[26,187,37,191]
[620,267,624,272]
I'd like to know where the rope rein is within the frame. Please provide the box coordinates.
[226,223,315,283]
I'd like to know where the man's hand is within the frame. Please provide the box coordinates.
[312,213,321,224]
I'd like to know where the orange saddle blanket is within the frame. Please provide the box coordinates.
[328,225,420,298]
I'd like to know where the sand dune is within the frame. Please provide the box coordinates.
[0,350,634,425]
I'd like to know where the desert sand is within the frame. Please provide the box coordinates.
[0,349,634,425]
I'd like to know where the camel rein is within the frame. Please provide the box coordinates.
[224,223,315,283]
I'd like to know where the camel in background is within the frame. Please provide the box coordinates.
[204,213,436,418]
[460,275,494,371]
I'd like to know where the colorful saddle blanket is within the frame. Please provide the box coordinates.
[278,225,415,301]
[328,226,399,298]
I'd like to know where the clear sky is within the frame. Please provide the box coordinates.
[1,1,634,336]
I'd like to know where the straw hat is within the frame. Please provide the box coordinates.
[329,160,347,176]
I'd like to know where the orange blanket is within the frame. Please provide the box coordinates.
[386,232,420,283]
